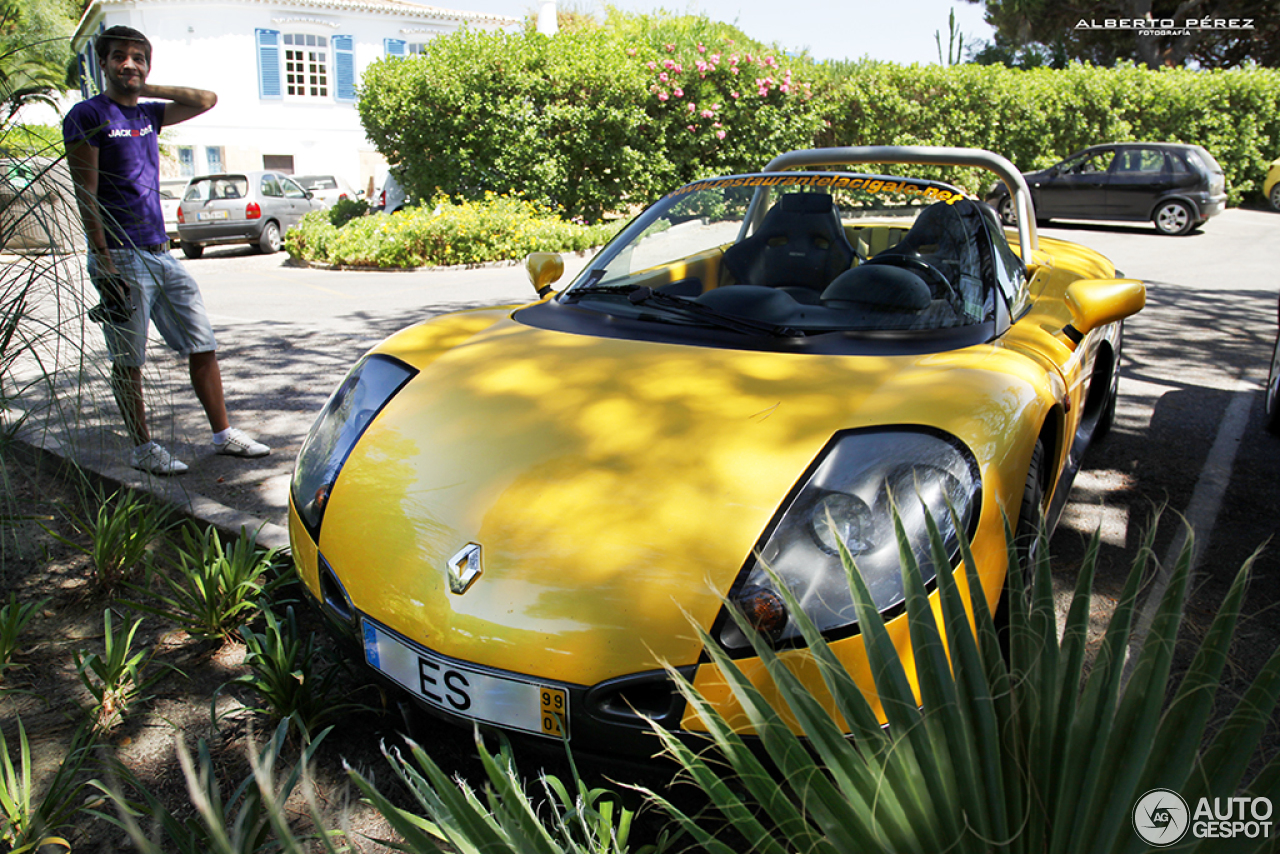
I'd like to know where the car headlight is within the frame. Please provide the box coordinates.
[719,428,980,651]
[291,354,417,538]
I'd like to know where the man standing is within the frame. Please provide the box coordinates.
[64,25,268,475]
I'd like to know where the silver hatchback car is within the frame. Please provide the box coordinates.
[176,171,324,258]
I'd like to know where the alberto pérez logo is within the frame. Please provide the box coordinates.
[1133,789,1274,846]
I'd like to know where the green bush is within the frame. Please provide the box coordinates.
[355,9,1280,212]
[359,26,665,224]
[817,62,1280,204]
[285,194,623,269]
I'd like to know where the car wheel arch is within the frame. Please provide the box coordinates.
[1149,195,1201,222]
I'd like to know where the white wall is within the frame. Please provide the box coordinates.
[76,0,513,192]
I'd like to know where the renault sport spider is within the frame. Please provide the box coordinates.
[288,146,1145,758]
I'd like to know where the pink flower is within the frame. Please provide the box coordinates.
[687,124,696,132]
[700,109,714,118]
[687,102,696,112]
[697,43,706,53]
[711,54,721,63]
[731,67,739,75]
[626,48,637,56]
[663,58,675,70]
[764,55,778,67]
[657,92,669,101]
[646,61,657,70]
[729,55,739,65]
[659,72,669,82]
[730,90,739,98]
[665,43,675,52]
[673,87,683,97]
[716,130,726,139]
[696,60,708,73]
[674,63,683,73]
[711,103,721,111]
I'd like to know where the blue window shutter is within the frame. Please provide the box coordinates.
[334,34,356,102]
[384,38,406,57]
[256,29,282,99]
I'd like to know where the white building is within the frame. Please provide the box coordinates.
[69,0,519,193]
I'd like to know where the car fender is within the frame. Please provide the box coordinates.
[1147,193,1202,221]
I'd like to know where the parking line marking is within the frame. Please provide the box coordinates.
[1122,389,1253,684]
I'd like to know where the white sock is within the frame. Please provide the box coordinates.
[135,440,156,452]
[212,428,232,445]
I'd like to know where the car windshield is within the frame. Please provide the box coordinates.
[562,172,1023,335]
[185,176,249,201]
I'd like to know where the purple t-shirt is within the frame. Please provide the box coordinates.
[63,95,169,249]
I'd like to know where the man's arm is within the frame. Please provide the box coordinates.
[65,139,118,274]
[142,83,217,127]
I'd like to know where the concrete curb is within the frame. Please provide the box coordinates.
[8,427,291,554]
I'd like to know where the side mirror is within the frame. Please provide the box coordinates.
[525,252,564,298]
[1061,278,1146,343]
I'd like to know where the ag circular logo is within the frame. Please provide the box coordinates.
[1133,788,1190,846]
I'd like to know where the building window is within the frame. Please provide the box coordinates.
[283,33,328,98]
[407,43,431,55]
[177,146,195,176]
[206,146,224,174]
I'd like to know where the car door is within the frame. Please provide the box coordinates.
[1033,148,1115,218]
[280,175,317,228]
[1105,146,1173,220]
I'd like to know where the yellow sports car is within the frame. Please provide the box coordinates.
[288,147,1145,758]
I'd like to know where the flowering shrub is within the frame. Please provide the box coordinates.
[358,27,665,224]
[283,194,623,269]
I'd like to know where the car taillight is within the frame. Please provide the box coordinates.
[339,193,348,200]
[378,190,386,208]
[246,202,262,219]
[177,208,185,224]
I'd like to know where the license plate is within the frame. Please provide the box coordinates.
[362,619,569,740]
[196,210,229,221]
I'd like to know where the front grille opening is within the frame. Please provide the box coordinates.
[317,554,353,623]
[588,670,693,725]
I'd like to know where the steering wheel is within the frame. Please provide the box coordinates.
[864,252,958,306]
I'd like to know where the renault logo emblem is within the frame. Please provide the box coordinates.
[447,543,483,594]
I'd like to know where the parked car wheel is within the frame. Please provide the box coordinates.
[258,221,282,254]
[1153,200,1194,235]
[997,195,1017,226]
[1266,327,1280,435]
[1269,183,1280,213]
[181,241,203,259]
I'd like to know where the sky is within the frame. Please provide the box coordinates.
[462,0,997,65]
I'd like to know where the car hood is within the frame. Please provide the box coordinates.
[317,309,1046,685]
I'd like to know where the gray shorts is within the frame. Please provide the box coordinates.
[89,247,218,368]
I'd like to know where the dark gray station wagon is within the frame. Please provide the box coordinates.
[176,171,324,258]
[986,142,1226,236]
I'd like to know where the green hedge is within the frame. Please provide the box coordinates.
[356,11,1280,215]
[357,14,822,224]
[283,194,623,268]
[816,61,1280,204]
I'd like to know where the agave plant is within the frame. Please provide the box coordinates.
[0,717,96,854]
[91,719,331,854]
[121,524,289,643]
[636,512,1280,853]
[336,512,1279,853]
[216,606,368,736]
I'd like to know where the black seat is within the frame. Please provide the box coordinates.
[722,193,856,296]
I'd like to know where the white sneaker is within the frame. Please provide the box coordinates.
[131,442,189,475]
[214,427,270,458]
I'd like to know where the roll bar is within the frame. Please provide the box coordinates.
[762,146,1038,258]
